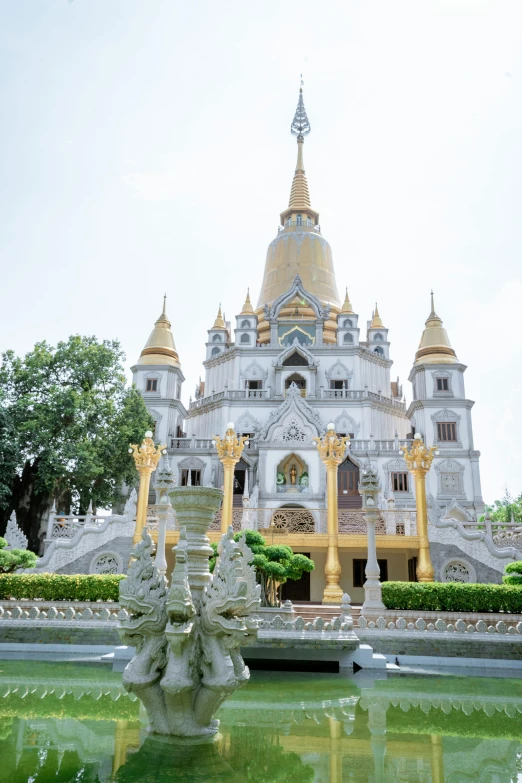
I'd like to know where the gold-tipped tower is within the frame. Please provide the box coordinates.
[341,288,354,314]
[212,304,226,330]
[256,82,341,342]
[370,303,384,329]
[240,289,254,315]
[415,292,457,365]
[139,295,180,367]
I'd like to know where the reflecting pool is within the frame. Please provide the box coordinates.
[0,659,521,782]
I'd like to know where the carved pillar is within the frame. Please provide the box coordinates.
[360,467,385,614]
[130,431,165,544]
[214,423,248,534]
[314,425,349,604]
[401,434,438,582]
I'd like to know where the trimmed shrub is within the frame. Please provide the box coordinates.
[503,561,522,586]
[382,581,522,614]
[0,573,125,602]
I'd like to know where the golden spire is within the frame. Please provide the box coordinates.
[139,295,180,367]
[341,288,354,314]
[415,291,457,365]
[240,289,254,315]
[212,304,226,330]
[370,303,384,328]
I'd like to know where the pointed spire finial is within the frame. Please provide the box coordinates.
[163,292,167,315]
[341,287,354,314]
[213,304,226,330]
[291,80,311,139]
[240,288,254,315]
[370,303,384,329]
[429,289,438,319]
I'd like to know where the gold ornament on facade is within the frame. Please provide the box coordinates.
[400,434,438,474]
[213,425,249,463]
[313,426,350,465]
[129,434,166,470]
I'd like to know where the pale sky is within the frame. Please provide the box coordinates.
[1,1,521,504]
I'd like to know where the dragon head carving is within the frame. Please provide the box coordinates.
[165,528,196,649]
[118,529,168,647]
[201,528,260,639]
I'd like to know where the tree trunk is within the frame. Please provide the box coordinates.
[2,460,70,554]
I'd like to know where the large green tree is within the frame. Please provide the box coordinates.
[0,336,153,552]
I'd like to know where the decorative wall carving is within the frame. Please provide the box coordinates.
[441,559,476,583]
[261,383,322,441]
[325,360,353,382]
[89,552,123,575]
[333,410,360,438]
[234,410,262,436]
[273,338,318,369]
[264,274,330,321]
[4,511,28,550]
[435,459,464,496]
[240,361,268,381]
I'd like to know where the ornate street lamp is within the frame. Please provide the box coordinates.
[359,465,385,614]
[129,431,166,543]
[214,423,249,534]
[313,424,349,604]
[401,433,438,582]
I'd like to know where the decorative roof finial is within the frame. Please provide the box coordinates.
[291,77,311,140]
[370,303,384,329]
[240,288,254,315]
[213,304,226,330]
[429,289,437,318]
[162,292,167,316]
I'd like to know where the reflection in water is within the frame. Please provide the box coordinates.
[0,661,521,782]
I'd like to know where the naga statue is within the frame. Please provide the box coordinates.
[119,486,260,737]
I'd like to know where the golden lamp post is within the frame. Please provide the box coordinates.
[313,423,349,604]
[214,422,249,534]
[129,431,166,543]
[400,433,438,582]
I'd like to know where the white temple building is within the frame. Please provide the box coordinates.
[129,87,490,600]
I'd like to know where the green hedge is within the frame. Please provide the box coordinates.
[0,573,126,602]
[382,581,522,614]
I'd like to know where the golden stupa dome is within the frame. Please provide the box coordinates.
[256,86,340,343]
[414,292,458,365]
[138,295,180,367]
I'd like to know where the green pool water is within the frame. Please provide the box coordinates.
[0,660,521,782]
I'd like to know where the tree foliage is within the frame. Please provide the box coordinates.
[0,537,37,573]
[503,561,522,586]
[0,336,153,550]
[210,530,315,607]
[482,487,522,525]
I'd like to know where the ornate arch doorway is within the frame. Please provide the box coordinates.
[338,458,362,508]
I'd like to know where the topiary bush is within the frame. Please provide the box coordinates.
[503,561,522,586]
[382,581,522,614]
[0,537,38,573]
[0,573,125,602]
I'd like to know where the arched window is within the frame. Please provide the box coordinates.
[296,214,303,226]
[212,334,222,343]
[374,333,384,342]
[240,334,250,344]
[374,346,384,356]
[306,217,313,226]
[240,319,250,329]
[343,333,354,344]
[211,347,220,357]
[343,319,352,328]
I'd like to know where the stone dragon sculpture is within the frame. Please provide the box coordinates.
[118,531,169,734]
[118,524,260,737]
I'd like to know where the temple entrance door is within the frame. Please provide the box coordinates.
[281,552,311,602]
[233,459,248,507]
[338,459,362,509]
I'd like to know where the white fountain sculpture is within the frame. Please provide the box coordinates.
[118,486,260,737]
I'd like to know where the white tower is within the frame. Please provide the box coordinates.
[131,295,186,446]
[407,293,483,515]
